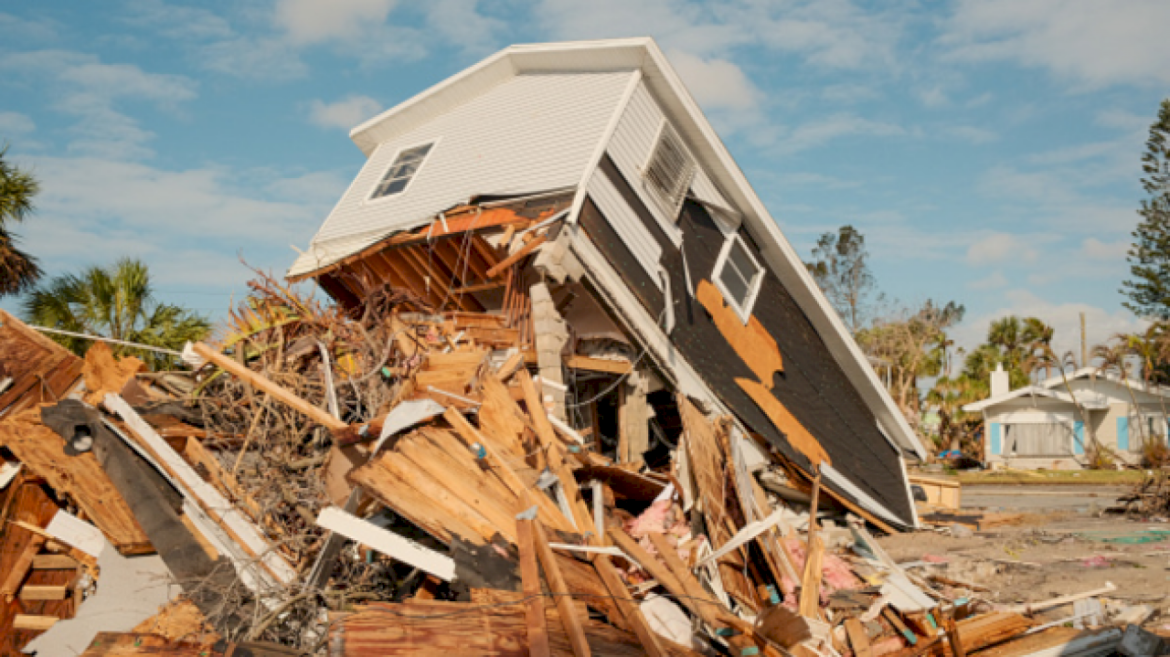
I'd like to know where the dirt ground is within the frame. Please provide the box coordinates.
[876,484,1170,626]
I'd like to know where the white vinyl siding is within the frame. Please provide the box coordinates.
[607,82,735,245]
[586,168,663,286]
[290,71,636,277]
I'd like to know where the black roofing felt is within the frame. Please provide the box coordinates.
[578,155,914,526]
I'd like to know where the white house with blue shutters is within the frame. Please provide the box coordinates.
[963,364,1170,469]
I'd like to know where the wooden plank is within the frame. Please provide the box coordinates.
[1,534,45,600]
[799,472,823,619]
[516,518,552,657]
[31,554,79,570]
[495,352,526,382]
[190,343,347,432]
[486,235,547,278]
[0,415,151,555]
[103,394,297,585]
[845,618,873,657]
[594,555,665,657]
[19,584,68,601]
[564,355,632,375]
[531,520,591,657]
[317,506,456,581]
[517,370,565,465]
[13,614,58,631]
[607,526,699,617]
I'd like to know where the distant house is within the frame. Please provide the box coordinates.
[287,37,926,529]
[962,364,1170,469]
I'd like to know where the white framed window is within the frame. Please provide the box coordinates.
[713,234,764,323]
[641,120,696,220]
[370,141,435,200]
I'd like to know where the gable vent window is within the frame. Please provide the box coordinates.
[713,235,764,322]
[371,142,434,199]
[642,121,696,219]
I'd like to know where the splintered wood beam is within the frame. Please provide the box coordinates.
[643,531,771,655]
[606,526,698,617]
[799,472,824,619]
[191,342,348,433]
[516,518,552,657]
[530,519,592,657]
[486,235,547,278]
[517,370,565,466]
[452,280,507,294]
[495,352,526,382]
[845,618,873,657]
[594,555,665,657]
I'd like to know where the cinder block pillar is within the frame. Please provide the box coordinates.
[530,282,568,420]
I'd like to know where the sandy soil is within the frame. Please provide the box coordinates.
[877,485,1170,622]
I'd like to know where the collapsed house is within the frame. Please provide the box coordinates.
[1,36,1156,657]
[287,36,925,532]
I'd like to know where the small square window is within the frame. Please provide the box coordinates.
[713,235,764,322]
[371,142,434,199]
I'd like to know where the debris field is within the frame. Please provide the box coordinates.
[0,206,1165,656]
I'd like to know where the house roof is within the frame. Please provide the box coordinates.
[962,367,1170,413]
[294,37,927,462]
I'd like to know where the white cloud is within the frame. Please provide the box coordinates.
[946,125,998,144]
[422,0,506,55]
[667,50,761,112]
[308,95,384,131]
[942,0,1170,89]
[951,289,1147,364]
[919,86,949,108]
[0,50,197,159]
[275,0,397,45]
[966,232,1036,264]
[1081,237,1129,261]
[0,111,36,137]
[777,113,904,154]
[13,153,347,291]
[968,271,1008,290]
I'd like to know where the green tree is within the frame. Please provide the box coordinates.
[22,258,210,369]
[963,315,1055,388]
[856,299,965,422]
[805,225,878,333]
[1122,99,1170,318]
[0,146,43,295]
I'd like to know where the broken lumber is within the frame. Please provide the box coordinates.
[517,516,552,657]
[530,518,592,657]
[188,342,348,433]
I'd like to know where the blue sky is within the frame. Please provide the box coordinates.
[1,0,1167,360]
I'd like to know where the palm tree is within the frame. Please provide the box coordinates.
[1026,344,1111,467]
[1093,341,1146,445]
[22,258,210,369]
[0,147,43,295]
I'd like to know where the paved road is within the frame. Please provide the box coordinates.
[961,485,1127,513]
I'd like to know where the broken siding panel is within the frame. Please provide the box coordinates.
[585,169,663,285]
[606,81,733,241]
[291,71,635,277]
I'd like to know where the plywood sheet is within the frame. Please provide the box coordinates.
[0,411,151,554]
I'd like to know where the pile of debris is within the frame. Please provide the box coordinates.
[0,281,1161,657]
[1113,471,1170,519]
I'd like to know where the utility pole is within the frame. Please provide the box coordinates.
[1080,312,1087,367]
